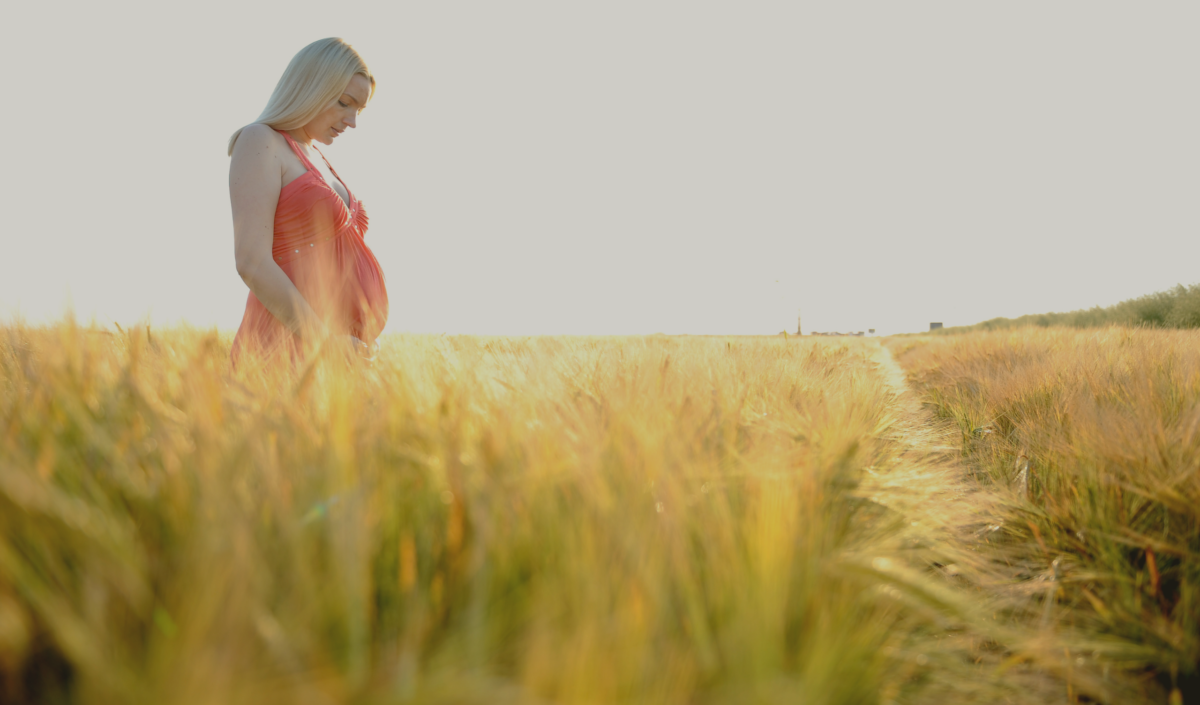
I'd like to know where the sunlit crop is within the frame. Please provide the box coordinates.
[0,321,1182,703]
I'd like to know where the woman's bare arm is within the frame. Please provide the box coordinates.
[229,124,328,339]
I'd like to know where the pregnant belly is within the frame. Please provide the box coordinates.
[287,235,388,342]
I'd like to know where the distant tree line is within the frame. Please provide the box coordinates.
[934,282,1200,334]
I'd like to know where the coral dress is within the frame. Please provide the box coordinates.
[231,130,388,365]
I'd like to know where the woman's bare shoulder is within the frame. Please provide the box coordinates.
[233,124,286,160]
[230,124,287,197]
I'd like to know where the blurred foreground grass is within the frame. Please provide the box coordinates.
[0,322,1163,703]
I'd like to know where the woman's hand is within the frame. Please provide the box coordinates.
[348,335,377,363]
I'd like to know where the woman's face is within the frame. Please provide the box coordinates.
[303,74,372,145]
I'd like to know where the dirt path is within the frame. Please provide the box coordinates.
[855,340,983,542]
[870,341,961,457]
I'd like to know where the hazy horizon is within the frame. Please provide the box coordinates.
[3,2,1197,336]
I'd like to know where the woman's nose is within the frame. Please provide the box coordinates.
[344,113,357,129]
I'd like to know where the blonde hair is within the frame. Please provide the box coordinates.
[228,37,375,156]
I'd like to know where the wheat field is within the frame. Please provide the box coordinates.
[0,322,1192,703]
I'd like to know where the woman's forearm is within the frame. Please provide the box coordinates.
[239,258,328,338]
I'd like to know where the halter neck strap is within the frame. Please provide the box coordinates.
[277,130,318,173]
[311,144,343,182]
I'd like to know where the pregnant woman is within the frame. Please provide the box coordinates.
[228,38,387,367]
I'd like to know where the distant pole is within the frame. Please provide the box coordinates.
[795,311,802,336]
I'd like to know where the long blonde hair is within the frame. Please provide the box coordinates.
[228,37,375,156]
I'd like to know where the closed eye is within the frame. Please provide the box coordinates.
[338,101,349,107]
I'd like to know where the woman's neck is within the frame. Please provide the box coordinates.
[285,128,313,148]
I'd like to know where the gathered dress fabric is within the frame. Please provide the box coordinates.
[231,130,388,366]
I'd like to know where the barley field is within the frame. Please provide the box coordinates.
[0,322,1193,703]
[894,327,1200,702]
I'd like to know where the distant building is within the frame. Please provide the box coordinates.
[930,322,943,331]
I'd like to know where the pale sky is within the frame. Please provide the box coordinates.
[3,2,1197,336]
